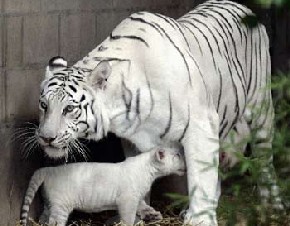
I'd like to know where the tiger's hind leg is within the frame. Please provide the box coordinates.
[249,99,284,210]
[39,204,49,224]
[220,116,251,169]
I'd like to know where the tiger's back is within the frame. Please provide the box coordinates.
[76,0,270,141]
[178,0,271,139]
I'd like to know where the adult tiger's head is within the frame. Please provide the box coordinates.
[37,56,112,158]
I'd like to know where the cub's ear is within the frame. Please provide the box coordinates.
[155,148,166,162]
[88,61,112,90]
[45,56,68,80]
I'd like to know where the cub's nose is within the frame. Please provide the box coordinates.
[39,136,56,145]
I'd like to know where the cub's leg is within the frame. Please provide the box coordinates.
[39,204,49,224]
[48,205,71,226]
[117,195,139,225]
[121,139,162,221]
[136,200,162,222]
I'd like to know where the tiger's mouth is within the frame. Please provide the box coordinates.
[44,146,67,158]
[176,168,186,176]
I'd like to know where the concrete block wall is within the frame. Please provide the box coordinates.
[0,1,196,225]
[0,0,195,123]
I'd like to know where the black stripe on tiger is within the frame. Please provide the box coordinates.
[178,105,190,143]
[110,33,149,47]
[132,16,193,86]
[68,85,77,93]
[144,74,154,121]
[181,23,203,54]
[129,16,165,37]
[160,93,172,139]
[154,13,191,50]
[93,57,131,64]
[198,8,247,93]
[217,67,223,111]
[48,82,58,87]
[186,16,223,56]
[121,75,133,120]
[219,120,229,138]
[179,19,218,70]
[198,4,246,42]
[136,88,141,121]
[198,10,243,113]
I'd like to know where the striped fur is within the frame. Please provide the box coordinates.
[36,1,282,225]
[20,169,47,226]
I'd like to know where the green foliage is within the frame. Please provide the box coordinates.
[242,14,259,28]
[254,0,290,8]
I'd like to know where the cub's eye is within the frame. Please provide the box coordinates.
[63,105,75,114]
[39,101,47,111]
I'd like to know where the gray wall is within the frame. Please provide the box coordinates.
[0,0,195,123]
[1,0,289,225]
[0,0,194,225]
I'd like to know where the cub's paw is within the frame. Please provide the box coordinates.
[137,205,163,222]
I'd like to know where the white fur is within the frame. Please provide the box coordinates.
[37,0,283,225]
[20,148,185,226]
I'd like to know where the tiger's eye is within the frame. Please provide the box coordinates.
[40,101,47,111]
[64,105,75,114]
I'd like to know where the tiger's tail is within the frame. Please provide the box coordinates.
[20,168,47,226]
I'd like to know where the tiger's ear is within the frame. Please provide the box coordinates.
[155,148,166,163]
[45,56,68,80]
[88,61,112,90]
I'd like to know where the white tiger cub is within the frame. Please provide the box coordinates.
[20,147,185,226]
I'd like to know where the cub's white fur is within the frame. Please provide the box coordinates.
[20,147,185,226]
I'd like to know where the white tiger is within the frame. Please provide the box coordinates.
[20,147,185,226]
[34,0,283,225]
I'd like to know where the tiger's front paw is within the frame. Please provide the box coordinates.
[183,210,217,226]
[137,205,163,222]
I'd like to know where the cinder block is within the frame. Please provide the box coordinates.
[96,11,131,45]
[0,16,3,67]
[60,13,96,62]
[0,70,4,122]
[60,14,81,62]
[0,125,42,225]
[153,0,174,8]
[41,0,79,12]
[79,0,113,11]
[80,14,97,57]
[112,0,144,9]
[4,0,40,13]
[6,69,42,121]
[6,16,22,68]
[23,15,58,65]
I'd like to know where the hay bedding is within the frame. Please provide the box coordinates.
[16,189,290,226]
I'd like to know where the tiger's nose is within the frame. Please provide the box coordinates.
[39,136,56,145]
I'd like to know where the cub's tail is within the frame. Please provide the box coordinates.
[20,168,47,226]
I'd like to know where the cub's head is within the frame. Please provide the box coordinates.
[152,147,186,176]
[37,56,112,159]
